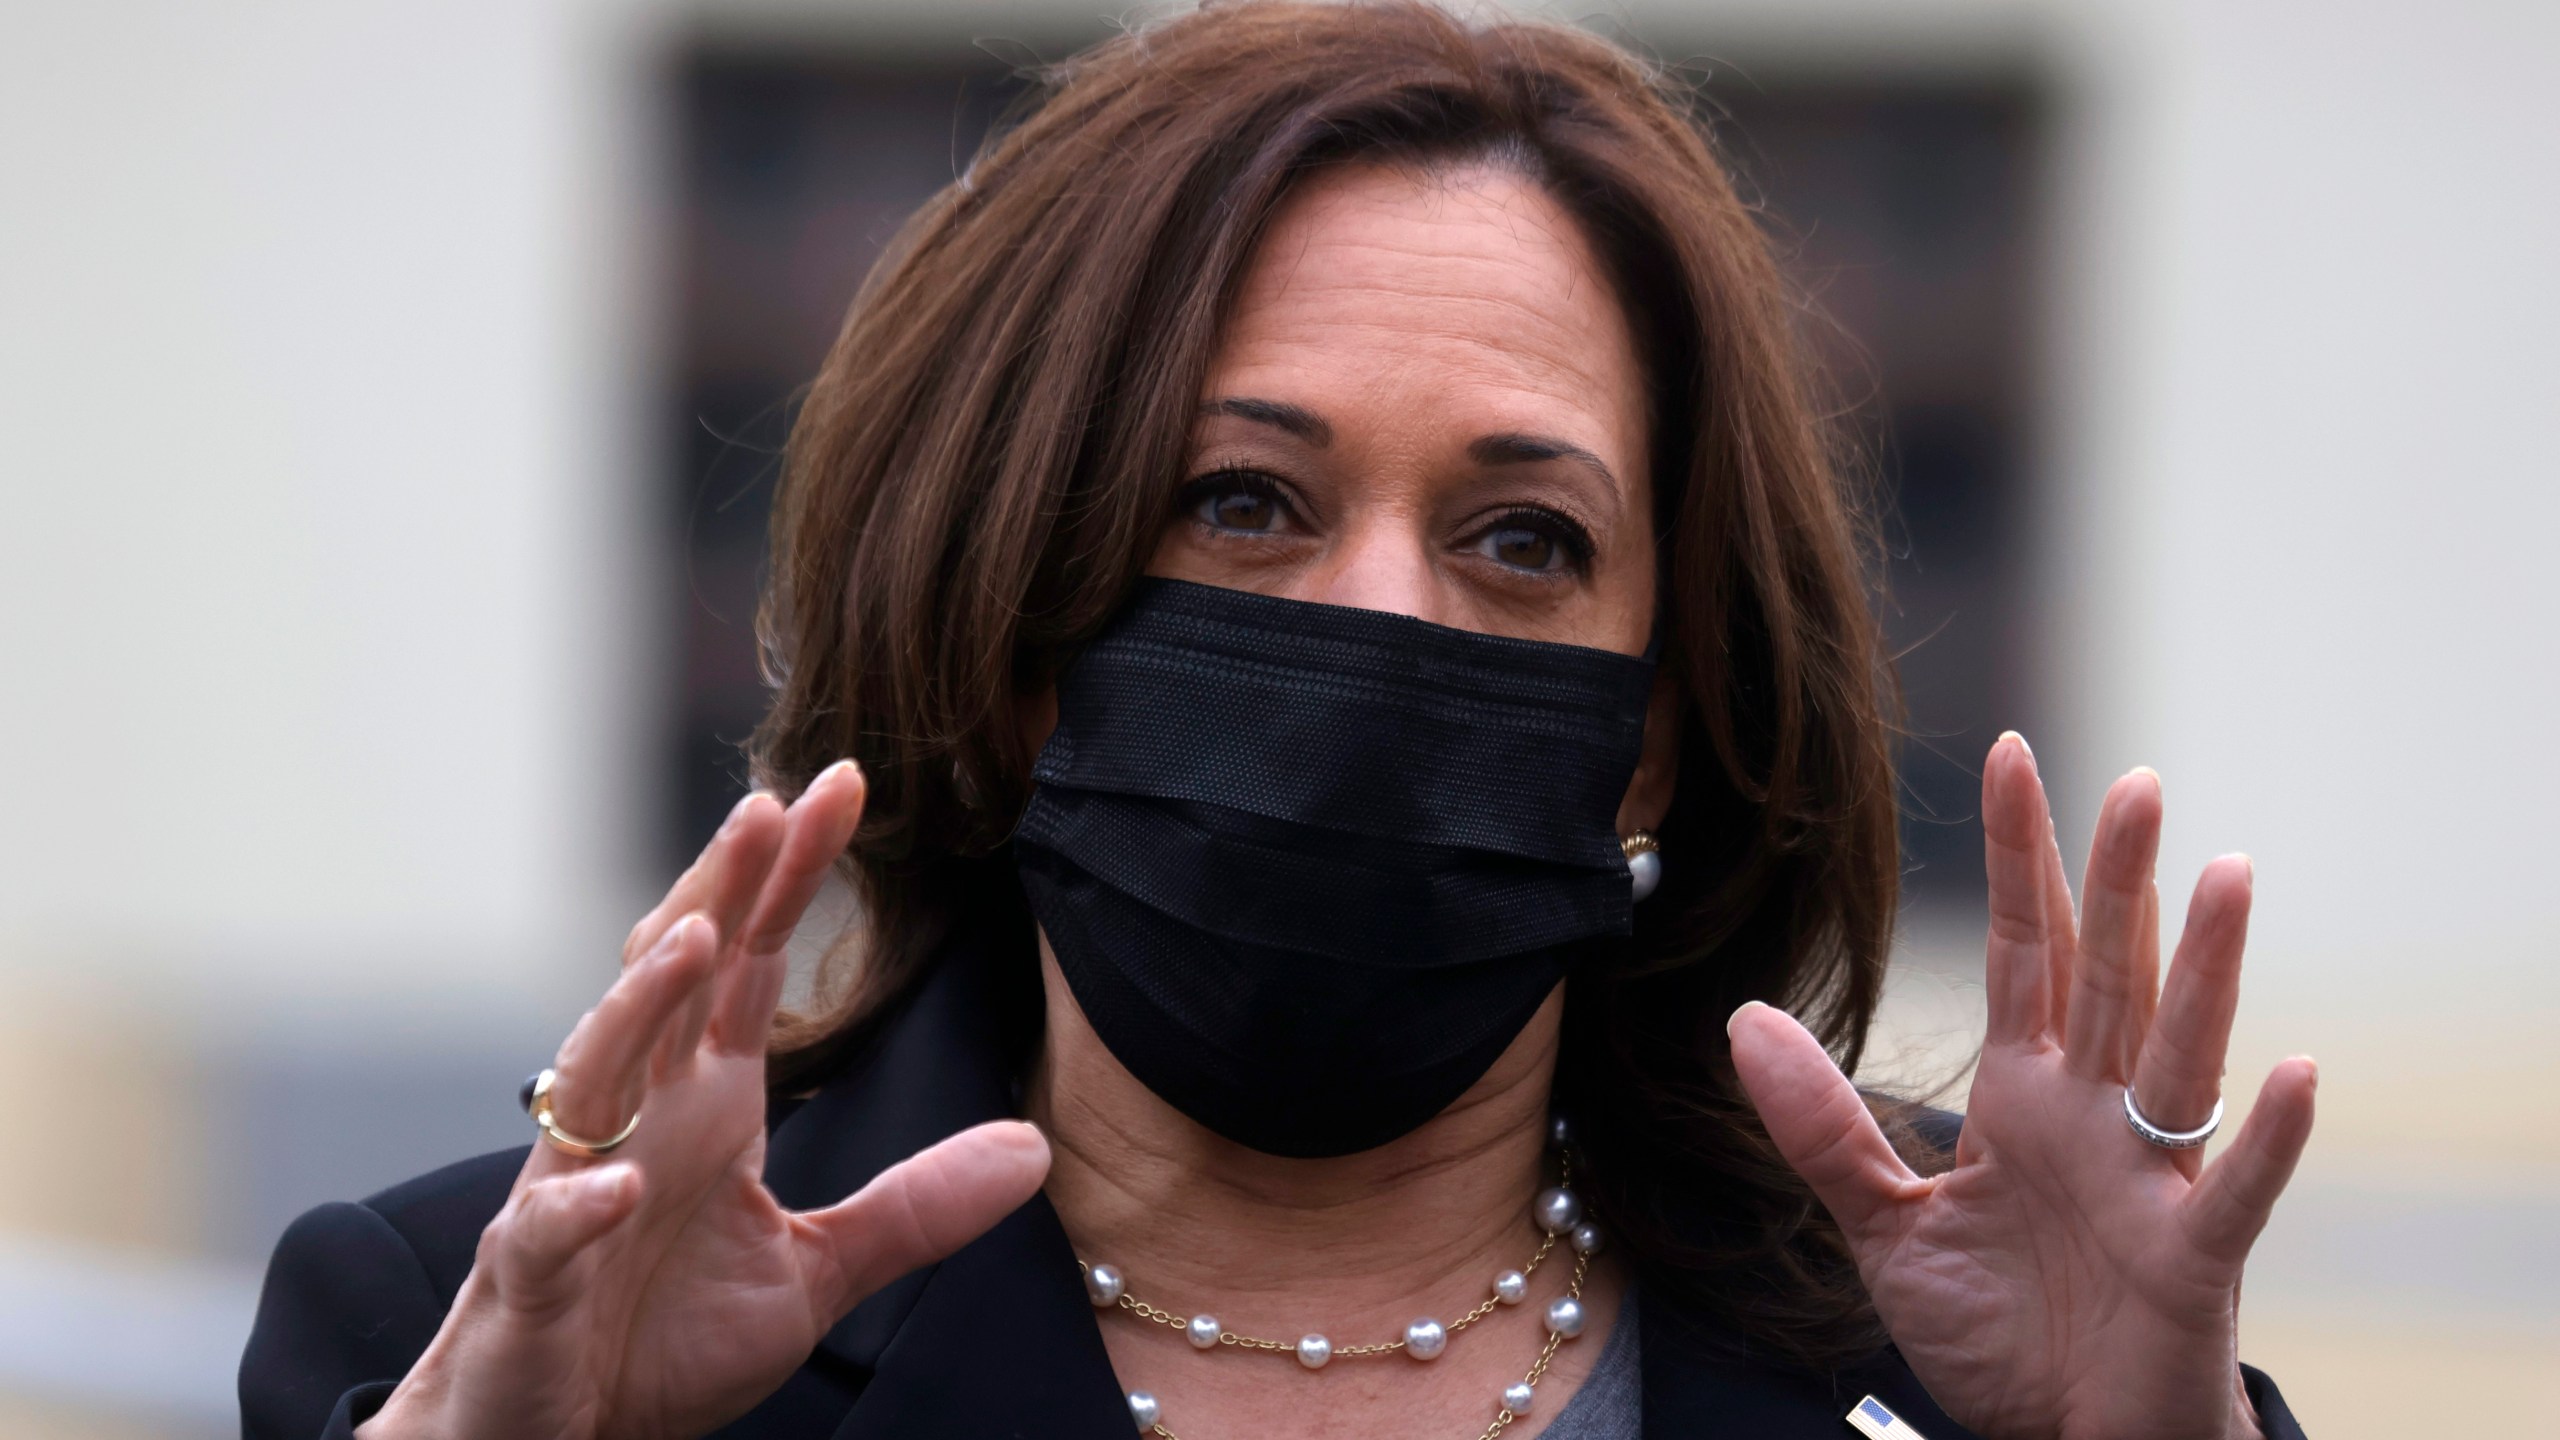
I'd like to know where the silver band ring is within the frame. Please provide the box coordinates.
[522,1067,641,1158]
[2122,1086,2222,1150]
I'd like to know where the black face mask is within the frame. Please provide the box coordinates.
[1015,578,1656,1158]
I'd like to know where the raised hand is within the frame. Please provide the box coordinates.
[1728,734,2317,1440]
[359,763,1051,1440]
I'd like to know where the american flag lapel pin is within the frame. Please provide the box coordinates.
[1845,1395,1925,1440]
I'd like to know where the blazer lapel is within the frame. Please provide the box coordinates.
[742,909,1128,1439]
[762,920,1036,1215]
[829,1192,1130,1440]
[1638,1288,1980,1439]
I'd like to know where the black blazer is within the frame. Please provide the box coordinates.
[241,917,2308,1440]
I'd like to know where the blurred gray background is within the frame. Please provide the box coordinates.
[2,0,2554,1435]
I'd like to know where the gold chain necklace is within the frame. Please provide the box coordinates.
[1080,1144,1603,1439]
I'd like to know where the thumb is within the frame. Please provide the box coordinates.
[1727,1001,1919,1249]
[795,1120,1052,1316]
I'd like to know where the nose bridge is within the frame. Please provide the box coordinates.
[1303,501,1444,626]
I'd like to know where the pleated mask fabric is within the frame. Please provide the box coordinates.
[1016,577,1655,1158]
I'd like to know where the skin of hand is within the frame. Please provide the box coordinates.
[1729,734,2318,1440]
[356,762,1052,1440]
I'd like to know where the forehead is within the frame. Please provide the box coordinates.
[1207,161,1645,452]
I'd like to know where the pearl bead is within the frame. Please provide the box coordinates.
[1628,846,1662,901]
[1127,1391,1161,1430]
[1548,1114,1572,1148]
[1533,1186,1583,1234]
[1084,1263,1125,1307]
[1571,1220,1606,1255]
[1297,1333,1332,1369]
[1404,1317,1448,1360]
[1544,1295,1587,1339]
[1186,1314,1222,1349]
[1493,1269,1529,1305]
[1503,1381,1536,1414]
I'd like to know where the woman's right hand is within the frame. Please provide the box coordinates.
[358,761,1052,1440]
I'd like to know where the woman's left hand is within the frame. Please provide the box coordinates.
[1729,732,2317,1440]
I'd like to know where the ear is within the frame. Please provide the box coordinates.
[1614,669,1681,838]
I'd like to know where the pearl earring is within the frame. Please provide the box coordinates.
[1622,831,1661,902]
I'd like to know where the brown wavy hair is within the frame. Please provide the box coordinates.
[750,0,1913,1364]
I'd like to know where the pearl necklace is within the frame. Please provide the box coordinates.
[1080,1139,1603,1439]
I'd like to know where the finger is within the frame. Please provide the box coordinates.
[703,792,789,951]
[741,761,865,958]
[550,914,715,1144]
[796,1121,1052,1316]
[712,762,866,1056]
[2181,1057,2317,1267]
[624,791,765,967]
[2064,770,2163,1081]
[1727,1001,1920,1248]
[624,791,788,974]
[2039,784,2080,1040]
[1981,732,2058,1047]
[2134,854,2253,1134]
[651,797,789,1075]
[2131,877,2162,1043]
[489,1163,641,1304]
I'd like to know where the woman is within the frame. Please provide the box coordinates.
[241,4,2317,1437]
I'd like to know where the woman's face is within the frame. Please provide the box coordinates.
[1149,160,1657,656]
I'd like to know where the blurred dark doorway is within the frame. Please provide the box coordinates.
[668,39,2043,915]
[1711,78,2047,912]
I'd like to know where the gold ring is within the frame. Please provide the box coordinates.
[524,1067,641,1158]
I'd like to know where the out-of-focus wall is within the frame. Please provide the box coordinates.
[1,0,666,1008]
[0,1,2550,1436]
[0,4,672,1433]
[2044,2,2560,1418]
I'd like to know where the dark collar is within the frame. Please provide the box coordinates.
[753,913,1128,1439]
[749,910,1978,1440]
[1637,1295,1976,1438]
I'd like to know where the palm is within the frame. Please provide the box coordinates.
[561,1059,821,1438]
[1730,737,2316,1440]
[367,767,1049,1440]
[1865,1052,2243,1436]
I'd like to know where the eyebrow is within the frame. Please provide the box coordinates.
[1199,396,1333,446]
[1469,432,1620,491]
[1201,400,1620,493]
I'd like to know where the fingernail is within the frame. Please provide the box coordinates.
[820,758,862,785]
[2000,730,2033,763]
[719,791,758,834]
[650,912,707,960]
[1725,999,1769,1037]
[2131,765,2160,788]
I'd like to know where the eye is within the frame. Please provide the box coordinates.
[1181,470,1293,534]
[1487,525,1560,571]
[1469,509,1594,575]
